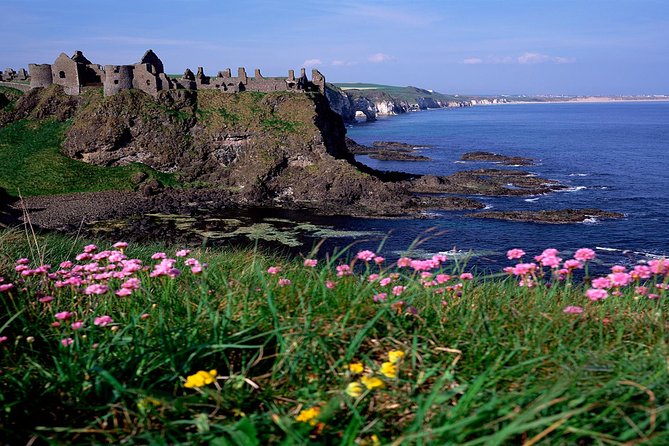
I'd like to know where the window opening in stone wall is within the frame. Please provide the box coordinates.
[59,71,65,78]
[114,80,119,84]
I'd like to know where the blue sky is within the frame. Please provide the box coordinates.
[1,0,668,95]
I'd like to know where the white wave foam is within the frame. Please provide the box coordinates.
[582,217,599,224]
[483,204,493,210]
[559,186,587,193]
[596,246,621,252]
[524,197,540,202]
[454,161,466,164]
[569,173,589,177]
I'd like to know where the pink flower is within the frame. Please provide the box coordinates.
[591,277,611,289]
[141,313,150,320]
[75,253,92,261]
[267,266,281,275]
[336,264,352,277]
[175,249,191,257]
[610,265,626,273]
[59,261,73,269]
[379,277,392,287]
[368,274,380,282]
[151,252,167,260]
[563,306,584,314]
[436,274,451,284]
[373,292,387,302]
[39,296,54,303]
[356,250,376,262]
[564,259,583,270]
[278,278,291,286]
[115,288,132,297]
[83,244,98,253]
[635,286,649,296]
[191,264,204,274]
[122,278,141,289]
[325,280,336,289]
[0,284,14,292]
[51,321,61,328]
[541,255,562,268]
[432,254,448,264]
[71,321,84,330]
[648,259,669,275]
[392,285,406,296]
[374,256,385,264]
[574,248,596,262]
[16,258,30,265]
[397,257,412,268]
[303,259,317,268]
[55,311,73,321]
[459,272,474,281]
[0,336,8,343]
[85,284,109,295]
[61,338,74,347]
[586,288,609,301]
[507,249,526,260]
[512,263,536,276]
[608,272,632,287]
[632,265,652,280]
[94,315,113,327]
[113,241,128,250]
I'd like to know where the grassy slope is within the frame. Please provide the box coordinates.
[0,119,178,197]
[333,83,461,103]
[0,230,667,444]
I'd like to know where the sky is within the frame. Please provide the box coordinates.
[1,0,668,95]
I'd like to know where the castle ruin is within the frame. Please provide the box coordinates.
[25,50,325,97]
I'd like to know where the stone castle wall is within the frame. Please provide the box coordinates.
[26,50,326,98]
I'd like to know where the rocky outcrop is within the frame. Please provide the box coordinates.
[461,151,535,166]
[469,209,624,224]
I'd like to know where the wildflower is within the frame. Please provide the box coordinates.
[175,249,191,257]
[361,375,384,390]
[459,272,474,281]
[151,252,167,260]
[113,241,128,250]
[295,406,320,425]
[611,265,627,273]
[184,369,218,388]
[368,273,380,282]
[336,264,352,277]
[94,315,113,327]
[574,248,596,262]
[325,280,336,289]
[346,382,364,398]
[26,336,35,343]
[632,265,652,280]
[507,248,526,260]
[608,272,632,287]
[379,277,392,287]
[141,313,150,320]
[380,361,397,379]
[85,284,109,295]
[39,295,54,303]
[373,292,387,302]
[115,288,132,297]
[392,285,405,296]
[586,288,608,301]
[564,259,583,270]
[71,321,84,330]
[397,257,412,268]
[512,263,536,276]
[347,362,364,374]
[61,338,74,347]
[83,244,98,253]
[649,259,669,275]
[16,258,30,265]
[55,311,73,321]
[0,283,14,292]
[0,336,7,343]
[373,256,385,264]
[591,277,611,289]
[278,278,291,286]
[267,266,281,275]
[388,350,405,363]
[432,253,448,264]
[563,306,584,314]
[303,259,317,268]
[356,250,376,262]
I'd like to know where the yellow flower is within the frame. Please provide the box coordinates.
[388,350,405,363]
[346,381,364,397]
[183,369,218,388]
[295,406,321,426]
[347,362,364,374]
[380,361,398,379]
[361,375,384,390]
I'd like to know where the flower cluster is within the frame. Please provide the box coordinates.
[345,350,405,398]
[183,369,218,388]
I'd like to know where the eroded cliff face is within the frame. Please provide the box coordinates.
[50,86,409,212]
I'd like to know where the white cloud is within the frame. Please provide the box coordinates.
[464,53,576,65]
[368,53,395,63]
[302,58,322,67]
[332,59,355,66]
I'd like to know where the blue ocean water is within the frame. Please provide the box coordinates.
[325,101,669,269]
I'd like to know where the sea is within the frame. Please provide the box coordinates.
[141,101,668,272]
[316,101,669,270]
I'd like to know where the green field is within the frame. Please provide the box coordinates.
[1,230,667,444]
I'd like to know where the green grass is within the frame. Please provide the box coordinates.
[0,119,179,197]
[0,230,667,444]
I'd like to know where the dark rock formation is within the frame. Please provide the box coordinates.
[461,151,534,166]
[410,169,565,196]
[347,139,432,161]
[469,209,624,224]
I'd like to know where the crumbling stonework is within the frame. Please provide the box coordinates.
[28,50,326,98]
